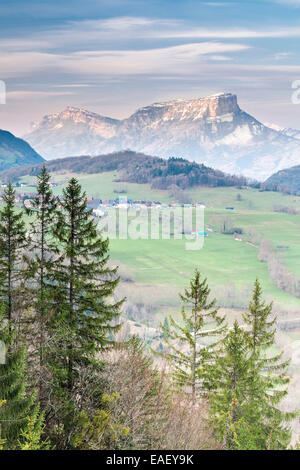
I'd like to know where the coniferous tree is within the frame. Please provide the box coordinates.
[49,178,122,444]
[243,279,287,372]
[208,316,293,450]
[0,313,43,450]
[242,279,295,448]
[207,321,262,449]
[0,184,27,325]
[160,269,226,398]
[25,166,58,389]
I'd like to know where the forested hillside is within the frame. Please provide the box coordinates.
[264,164,300,194]
[0,130,44,171]
[0,151,248,190]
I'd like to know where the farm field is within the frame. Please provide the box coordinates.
[109,227,300,326]
[18,171,173,203]
[13,170,300,324]
[18,170,300,208]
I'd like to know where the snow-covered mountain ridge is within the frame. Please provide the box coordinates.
[24,93,300,180]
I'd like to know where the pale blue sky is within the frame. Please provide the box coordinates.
[0,0,299,134]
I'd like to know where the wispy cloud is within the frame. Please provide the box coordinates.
[7,90,75,100]
[0,52,65,78]
[52,16,300,42]
[66,43,250,75]
[274,51,294,60]
[207,55,232,61]
[202,2,233,6]
[54,84,91,88]
[155,26,300,39]
[0,39,52,51]
[3,16,300,54]
[270,0,300,5]
[0,42,250,78]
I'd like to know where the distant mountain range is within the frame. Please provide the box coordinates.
[24,93,300,180]
[265,123,300,141]
[0,150,247,191]
[0,130,44,171]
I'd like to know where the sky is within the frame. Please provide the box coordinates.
[0,0,300,135]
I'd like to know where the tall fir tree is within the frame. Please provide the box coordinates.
[241,279,295,448]
[0,313,43,450]
[208,316,294,450]
[25,165,58,391]
[207,321,263,450]
[243,279,288,373]
[160,269,226,398]
[0,184,27,325]
[50,178,122,444]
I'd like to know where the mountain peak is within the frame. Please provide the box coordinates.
[31,106,119,129]
[151,92,236,106]
[130,92,239,122]
[55,106,113,121]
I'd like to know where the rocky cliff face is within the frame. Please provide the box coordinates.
[24,94,300,180]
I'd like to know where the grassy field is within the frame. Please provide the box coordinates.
[20,171,173,203]
[109,228,300,313]
[19,170,300,208]
[14,170,300,321]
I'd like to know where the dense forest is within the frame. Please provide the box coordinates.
[0,151,248,190]
[0,166,298,451]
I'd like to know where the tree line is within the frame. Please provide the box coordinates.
[0,166,297,450]
[0,151,247,191]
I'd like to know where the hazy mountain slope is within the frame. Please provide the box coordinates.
[0,130,44,171]
[264,164,300,193]
[281,128,300,140]
[24,94,300,180]
[265,123,300,141]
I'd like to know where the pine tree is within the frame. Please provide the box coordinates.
[49,178,122,443]
[160,269,226,398]
[207,321,261,450]
[241,279,295,449]
[0,184,27,325]
[243,279,287,372]
[0,313,43,450]
[208,315,294,450]
[25,166,58,391]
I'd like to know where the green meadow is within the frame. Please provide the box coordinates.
[15,170,300,322]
